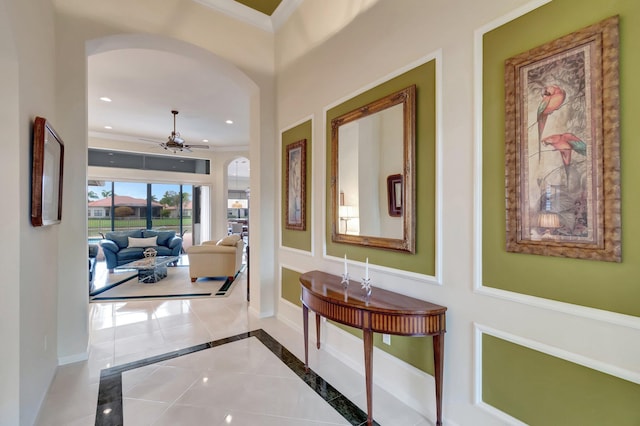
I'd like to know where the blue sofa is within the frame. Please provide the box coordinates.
[99,229,183,270]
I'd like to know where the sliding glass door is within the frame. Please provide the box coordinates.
[88,180,194,247]
[151,183,193,248]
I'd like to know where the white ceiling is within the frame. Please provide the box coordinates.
[88,48,250,151]
[87,0,303,157]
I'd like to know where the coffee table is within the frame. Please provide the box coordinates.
[116,256,179,283]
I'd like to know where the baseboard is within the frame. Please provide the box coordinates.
[58,350,88,365]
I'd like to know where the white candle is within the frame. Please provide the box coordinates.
[365,257,369,280]
[344,254,348,275]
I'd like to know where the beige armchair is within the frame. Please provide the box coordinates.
[186,235,244,282]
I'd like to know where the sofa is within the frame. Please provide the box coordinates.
[89,243,98,291]
[99,229,183,270]
[186,234,244,282]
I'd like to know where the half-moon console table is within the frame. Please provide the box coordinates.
[300,270,447,426]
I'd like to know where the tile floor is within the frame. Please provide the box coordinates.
[36,260,432,426]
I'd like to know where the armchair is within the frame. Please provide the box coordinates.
[187,234,244,282]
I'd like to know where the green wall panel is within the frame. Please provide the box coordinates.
[483,334,640,425]
[326,61,436,276]
[281,267,302,307]
[233,0,281,16]
[282,120,312,251]
[482,0,640,317]
[332,322,435,374]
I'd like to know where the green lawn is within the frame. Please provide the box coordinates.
[88,217,192,238]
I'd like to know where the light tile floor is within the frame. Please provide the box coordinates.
[36,261,432,426]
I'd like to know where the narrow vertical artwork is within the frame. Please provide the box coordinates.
[504,15,620,262]
[286,139,306,230]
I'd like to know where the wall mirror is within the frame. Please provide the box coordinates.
[331,85,416,253]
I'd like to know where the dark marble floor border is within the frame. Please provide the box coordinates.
[95,329,377,426]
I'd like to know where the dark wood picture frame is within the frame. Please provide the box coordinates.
[31,117,64,227]
[285,139,306,230]
[504,16,620,262]
[387,174,402,217]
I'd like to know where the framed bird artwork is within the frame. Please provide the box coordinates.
[504,15,621,262]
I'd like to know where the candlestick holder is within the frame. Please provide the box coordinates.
[361,277,372,299]
[341,272,350,288]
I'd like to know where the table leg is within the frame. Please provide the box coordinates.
[433,333,444,426]
[363,328,374,425]
[315,313,321,349]
[303,304,309,371]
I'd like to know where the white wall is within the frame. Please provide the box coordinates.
[275,1,640,425]
[0,0,60,424]
[0,1,21,423]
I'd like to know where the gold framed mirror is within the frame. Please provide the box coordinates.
[330,85,416,253]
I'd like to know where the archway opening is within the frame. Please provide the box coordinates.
[227,157,250,242]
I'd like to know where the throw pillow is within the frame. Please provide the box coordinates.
[217,234,241,246]
[106,230,143,249]
[142,230,174,246]
[128,236,157,248]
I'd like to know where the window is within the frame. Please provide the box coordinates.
[87,180,194,247]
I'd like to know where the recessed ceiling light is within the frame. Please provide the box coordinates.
[202,139,209,143]
[99,97,112,102]
[104,125,112,129]
[225,120,233,124]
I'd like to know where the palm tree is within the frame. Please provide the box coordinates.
[87,190,99,201]
[101,190,113,199]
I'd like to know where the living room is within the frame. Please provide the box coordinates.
[3,1,640,425]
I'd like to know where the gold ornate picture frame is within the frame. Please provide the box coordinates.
[504,15,621,262]
[285,139,306,230]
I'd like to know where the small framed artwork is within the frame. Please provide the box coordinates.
[387,174,402,217]
[285,139,306,230]
[504,16,620,261]
[31,116,65,227]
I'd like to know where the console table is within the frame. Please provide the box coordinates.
[300,270,447,426]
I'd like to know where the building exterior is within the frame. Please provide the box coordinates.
[87,195,164,218]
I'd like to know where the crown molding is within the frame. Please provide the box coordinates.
[192,0,303,32]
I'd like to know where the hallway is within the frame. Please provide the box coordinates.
[36,271,430,425]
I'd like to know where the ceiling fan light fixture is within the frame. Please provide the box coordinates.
[139,110,209,153]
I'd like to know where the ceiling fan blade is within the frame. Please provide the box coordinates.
[183,144,209,149]
[139,137,164,144]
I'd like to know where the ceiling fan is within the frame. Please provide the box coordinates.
[141,110,210,152]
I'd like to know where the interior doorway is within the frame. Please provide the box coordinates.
[227,157,250,240]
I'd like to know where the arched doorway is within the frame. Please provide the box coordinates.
[83,34,270,313]
[227,157,250,240]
